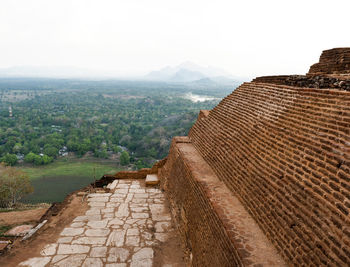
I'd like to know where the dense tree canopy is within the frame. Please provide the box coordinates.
[0,79,233,168]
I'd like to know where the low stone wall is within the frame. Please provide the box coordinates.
[188,81,350,265]
[253,75,350,91]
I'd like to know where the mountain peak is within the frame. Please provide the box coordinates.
[145,62,232,83]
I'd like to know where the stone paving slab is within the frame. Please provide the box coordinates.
[18,179,181,267]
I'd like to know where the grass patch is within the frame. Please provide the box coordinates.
[0,225,11,236]
[18,160,119,180]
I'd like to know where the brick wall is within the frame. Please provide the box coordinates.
[159,138,243,267]
[309,48,350,75]
[159,137,285,266]
[188,82,350,265]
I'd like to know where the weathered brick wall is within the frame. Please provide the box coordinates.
[188,82,350,265]
[309,48,350,75]
[159,137,244,267]
[159,137,285,267]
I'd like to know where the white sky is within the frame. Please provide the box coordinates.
[0,0,349,78]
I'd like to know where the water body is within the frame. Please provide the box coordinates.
[183,92,219,103]
[22,175,96,203]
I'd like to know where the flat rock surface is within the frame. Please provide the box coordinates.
[5,224,34,236]
[18,179,185,267]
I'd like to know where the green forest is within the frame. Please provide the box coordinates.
[0,78,236,169]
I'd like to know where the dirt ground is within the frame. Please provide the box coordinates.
[0,193,88,267]
[0,208,48,226]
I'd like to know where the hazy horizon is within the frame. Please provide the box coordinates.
[1,0,350,78]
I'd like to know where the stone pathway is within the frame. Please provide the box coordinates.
[18,179,182,267]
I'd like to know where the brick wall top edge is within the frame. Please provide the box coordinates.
[252,76,350,91]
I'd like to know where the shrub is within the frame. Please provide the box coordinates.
[0,164,33,208]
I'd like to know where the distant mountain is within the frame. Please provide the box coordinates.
[0,63,247,83]
[145,61,235,83]
[170,69,206,82]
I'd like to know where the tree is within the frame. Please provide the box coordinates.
[42,155,53,165]
[1,154,18,166]
[120,151,130,166]
[33,155,43,165]
[43,145,58,158]
[0,164,33,207]
[24,152,36,163]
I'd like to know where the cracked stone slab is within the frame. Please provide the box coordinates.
[127,228,139,236]
[126,235,140,246]
[57,244,90,254]
[88,193,112,198]
[130,247,154,267]
[108,218,124,226]
[130,259,153,267]
[57,236,73,243]
[108,247,130,262]
[87,219,109,228]
[89,202,106,207]
[116,184,130,188]
[40,243,57,256]
[133,193,149,198]
[70,222,86,227]
[116,203,129,217]
[90,246,107,257]
[88,197,109,202]
[53,254,86,266]
[107,180,119,190]
[72,237,107,245]
[150,204,171,221]
[19,256,51,267]
[82,257,103,267]
[85,228,110,237]
[51,255,68,264]
[106,230,126,247]
[115,189,129,194]
[60,227,84,236]
[132,212,149,219]
[86,208,101,215]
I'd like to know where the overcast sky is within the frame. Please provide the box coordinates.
[0,0,349,78]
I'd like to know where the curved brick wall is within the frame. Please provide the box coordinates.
[188,82,350,265]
